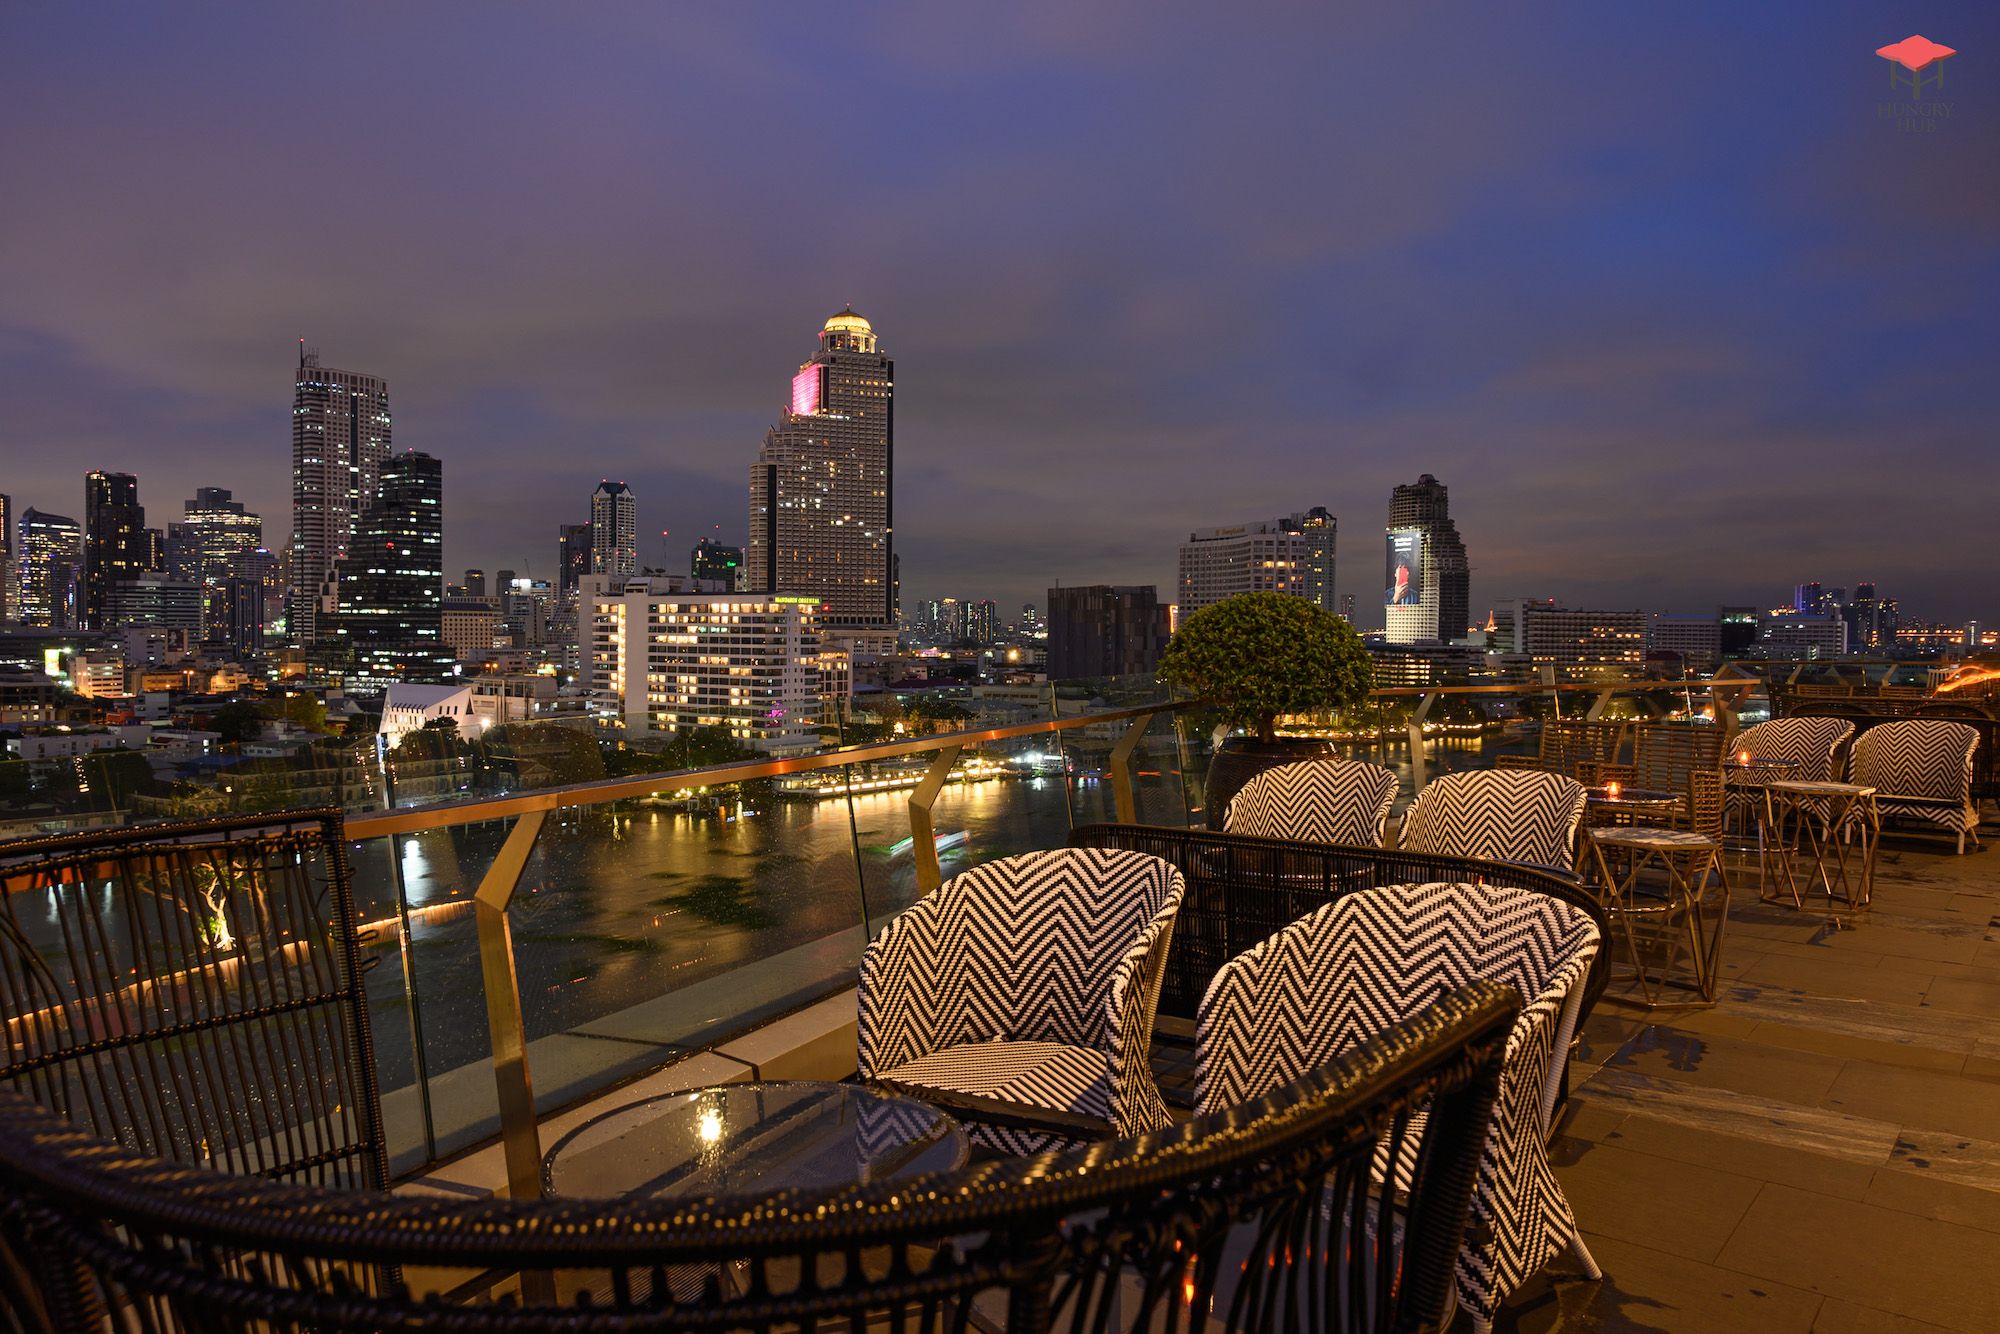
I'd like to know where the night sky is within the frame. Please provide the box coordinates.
[4,4,1996,627]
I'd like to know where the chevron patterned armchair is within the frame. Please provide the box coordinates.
[1398,769,1590,875]
[1848,719,1982,853]
[857,847,1185,1156]
[1223,757,1400,847]
[1197,881,1603,1334]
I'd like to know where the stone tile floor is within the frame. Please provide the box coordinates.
[1496,832,2000,1333]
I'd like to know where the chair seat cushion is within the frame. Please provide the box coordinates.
[877,1040,1113,1122]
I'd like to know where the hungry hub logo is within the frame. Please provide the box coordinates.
[1876,35,1956,98]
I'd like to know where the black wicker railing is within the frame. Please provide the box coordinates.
[0,980,1517,1334]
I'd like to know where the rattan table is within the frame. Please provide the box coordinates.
[1587,826,1726,1004]
[1757,781,1881,910]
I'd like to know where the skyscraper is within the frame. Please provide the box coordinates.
[227,547,283,656]
[290,345,391,645]
[1177,509,1337,615]
[166,487,262,636]
[82,470,146,631]
[332,450,449,683]
[16,508,82,628]
[0,493,11,623]
[464,568,487,597]
[748,307,894,648]
[1384,473,1470,645]
[589,481,637,578]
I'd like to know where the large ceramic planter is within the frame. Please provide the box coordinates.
[1203,735,1339,830]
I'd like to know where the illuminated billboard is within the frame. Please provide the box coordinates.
[1386,530,1424,606]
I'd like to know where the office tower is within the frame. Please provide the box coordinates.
[104,574,202,632]
[1760,613,1848,659]
[590,482,637,578]
[1384,473,1470,645]
[141,527,167,572]
[1046,585,1169,679]
[332,450,449,683]
[0,493,10,623]
[691,538,744,587]
[1339,593,1356,621]
[227,547,282,656]
[290,346,391,645]
[1792,582,1845,618]
[465,569,486,597]
[496,568,517,594]
[1718,606,1760,656]
[1177,509,1337,615]
[83,470,147,631]
[557,523,593,602]
[17,508,83,627]
[967,599,998,645]
[166,487,263,635]
[580,573,821,751]
[748,308,894,645]
[1021,603,1040,632]
[1845,582,1899,650]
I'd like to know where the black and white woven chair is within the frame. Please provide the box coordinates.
[1197,881,1602,1334]
[1727,717,1854,821]
[1398,769,1589,875]
[1224,757,1400,847]
[1848,719,1982,853]
[858,847,1184,1156]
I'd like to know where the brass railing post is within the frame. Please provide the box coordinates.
[1107,711,1156,825]
[1407,692,1439,790]
[473,809,548,1205]
[908,745,963,894]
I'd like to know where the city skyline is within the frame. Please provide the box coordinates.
[3,6,1996,623]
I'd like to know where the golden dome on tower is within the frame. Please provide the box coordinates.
[821,306,873,337]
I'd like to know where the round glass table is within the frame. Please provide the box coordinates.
[543,1080,969,1201]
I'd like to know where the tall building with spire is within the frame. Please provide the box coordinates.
[1384,473,1470,644]
[290,345,391,645]
[589,481,637,579]
[748,307,894,649]
[82,470,146,631]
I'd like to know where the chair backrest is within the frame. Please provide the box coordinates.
[1223,758,1399,847]
[0,812,386,1193]
[1630,721,1727,798]
[1849,719,1980,801]
[1399,770,1588,872]
[1541,719,1626,776]
[0,984,1521,1334]
[1686,768,1725,840]
[1734,716,1853,783]
[887,847,1181,1052]
[1069,824,1611,1026]
[1196,882,1598,1113]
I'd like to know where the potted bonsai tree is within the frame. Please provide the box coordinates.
[1157,590,1374,829]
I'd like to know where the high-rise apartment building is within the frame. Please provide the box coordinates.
[1046,585,1169,679]
[580,574,821,751]
[16,508,83,628]
[166,487,262,635]
[0,493,11,623]
[1759,612,1848,659]
[748,308,894,646]
[82,471,146,631]
[1177,508,1336,615]
[691,538,744,588]
[104,575,202,633]
[589,481,637,579]
[1384,474,1470,644]
[1845,583,1900,650]
[332,450,449,684]
[1486,599,1645,667]
[290,347,391,645]
[1646,613,1723,673]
